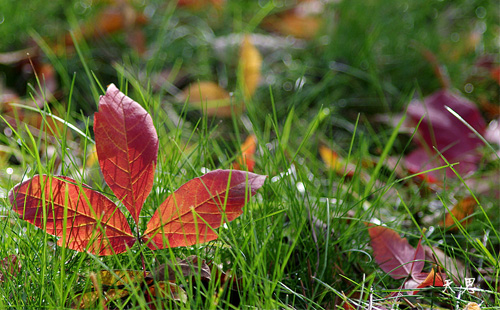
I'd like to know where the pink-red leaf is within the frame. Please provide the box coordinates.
[368,225,424,279]
[405,90,486,182]
[0,254,21,282]
[9,175,135,255]
[94,84,159,223]
[143,169,266,249]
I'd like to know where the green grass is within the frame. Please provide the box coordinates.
[0,0,499,308]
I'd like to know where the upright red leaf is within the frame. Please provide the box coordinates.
[9,175,135,255]
[368,225,424,279]
[143,170,266,249]
[94,84,159,223]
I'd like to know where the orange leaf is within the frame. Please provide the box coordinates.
[63,4,148,47]
[403,268,445,294]
[143,170,266,249]
[177,0,225,10]
[233,134,257,172]
[9,175,135,255]
[261,6,321,40]
[441,196,477,231]
[491,66,500,85]
[416,268,445,289]
[239,36,262,98]
[182,81,243,117]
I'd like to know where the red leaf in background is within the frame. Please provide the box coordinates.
[0,255,21,282]
[144,170,266,249]
[94,84,159,224]
[368,226,424,279]
[405,90,486,182]
[491,66,500,85]
[369,226,446,296]
[9,175,135,255]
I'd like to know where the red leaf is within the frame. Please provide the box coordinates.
[94,84,159,224]
[143,170,266,249]
[9,175,135,255]
[405,90,486,182]
[368,226,424,279]
[0,255,21,282]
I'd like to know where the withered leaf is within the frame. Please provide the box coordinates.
[149,255,211,282]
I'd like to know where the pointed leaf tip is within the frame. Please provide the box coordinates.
[144,169,266,250]
[95,84,159,223]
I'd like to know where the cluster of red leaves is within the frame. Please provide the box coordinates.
[9,84,266,256]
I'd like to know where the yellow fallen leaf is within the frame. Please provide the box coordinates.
[319,145,356,177]
[464,302,481,310]
[239,36,262,98]
[182,81,243,117]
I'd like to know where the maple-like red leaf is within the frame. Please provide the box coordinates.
[9,175,135,255]
[405,90,486,182]
[9,85,266,257]
[368,225,425,279]
[143,170,266,249]
[94,84,158,223]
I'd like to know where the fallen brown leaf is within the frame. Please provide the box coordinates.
[148,255,211,282]
[182,81,242,117]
